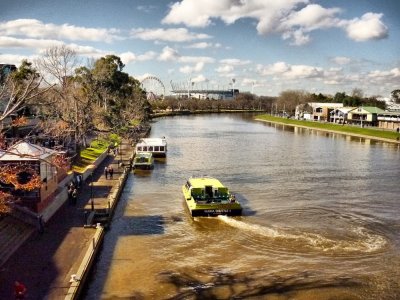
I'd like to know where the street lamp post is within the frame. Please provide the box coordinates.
[90,172,94,211]
[232,78,236,100]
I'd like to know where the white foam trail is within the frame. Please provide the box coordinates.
[218,216,386,253]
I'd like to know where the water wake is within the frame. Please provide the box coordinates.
[218,216,387,254]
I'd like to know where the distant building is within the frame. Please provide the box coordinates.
[329,107,355,124]
[295,102,343,121]
[377,111,400,130]
[0,64,17,82]
[347,106,385,127]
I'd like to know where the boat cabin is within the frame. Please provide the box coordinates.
[135,137,167,157]
[133,152,154,169]
[185,178,231,203]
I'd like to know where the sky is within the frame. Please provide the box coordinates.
[1,0,399,97]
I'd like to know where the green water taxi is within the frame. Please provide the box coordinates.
[133,152,154,170]
[182,176,242,217]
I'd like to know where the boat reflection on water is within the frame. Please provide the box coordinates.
[132,168,153,177]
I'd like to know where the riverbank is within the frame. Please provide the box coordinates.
[255,114,400,145]
[0,140,135,300]
[151,109,265,118]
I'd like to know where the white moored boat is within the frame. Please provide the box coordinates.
[135,137,167,157]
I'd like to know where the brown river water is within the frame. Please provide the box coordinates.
[84,113,400,299]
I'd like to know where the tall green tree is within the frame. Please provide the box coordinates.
[74,55,149,135]
[391,89,400,104]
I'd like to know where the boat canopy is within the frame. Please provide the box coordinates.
[136,138,167,154]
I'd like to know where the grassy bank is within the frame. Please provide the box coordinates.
[72,134,122,173]
[255,114,400,142]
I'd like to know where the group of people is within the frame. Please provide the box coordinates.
[104,166,114,179]
[67,181,78,205]
[107,146,119,156]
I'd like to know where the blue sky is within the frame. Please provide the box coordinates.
[1,0,399,97]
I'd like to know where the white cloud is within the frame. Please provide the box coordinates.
[259,61,323,79]
[179,62,205,74]
[120,51,157,64]
[186,42,221,49]
[179,56,215,64]
[341,13,388,42]
[282,28,310,46]
[135,73,155,82]
[260,61,290,75]
[219,58,251,66]
[285,65,323,78]
[0,36,107,57]
[158,46,181,61]
[368,67,400,79]
[131,27,211,42]
[0,36,64,49]
[215,65,234,73]
[191,74,207,83]
[282,4,341,31]
[157,46,214,65]
[120,52,137,64]
[0,19,120,43]
[187,42,210,49]
[162,1,388,45]
[332,56,351,65]
[0,53,38,65]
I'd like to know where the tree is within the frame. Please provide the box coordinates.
[333,92,346,103]
[36,46,92,153]
[74,55,148,135]
[277,90,311,116]
[0,60,52,127]
[351,88,364,99]
[391,89,400,104]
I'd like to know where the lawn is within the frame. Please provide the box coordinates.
[72,135,121,173]
[255,114,400,141]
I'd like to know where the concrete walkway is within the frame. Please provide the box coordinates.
[0,141,134,300]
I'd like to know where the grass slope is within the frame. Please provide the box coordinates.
[255,114,400,141]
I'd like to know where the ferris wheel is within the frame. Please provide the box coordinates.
[140,76,165,100]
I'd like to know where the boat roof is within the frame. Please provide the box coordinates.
[136,138,166,146]
[188,177,225,188]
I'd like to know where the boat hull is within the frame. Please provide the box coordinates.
[190,207,242,217]
[182,177,243,217]
[133,164,154,170]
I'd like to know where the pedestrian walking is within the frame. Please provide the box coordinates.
[67,185,73,205]
[109,166,114,179]
[14,281,27,299]
[75,174,82,188]
[37,215,44,234]
[71,188,78,205]
[104,166,108,179]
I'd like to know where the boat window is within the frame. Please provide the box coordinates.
[137,146,142,151]
[160,146,164,151]
[149,146,153,151]
[155,146,159,151]
[205,186,213,199]
[143,146,148,151]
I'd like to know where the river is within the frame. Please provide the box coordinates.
[84,113,400,299]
